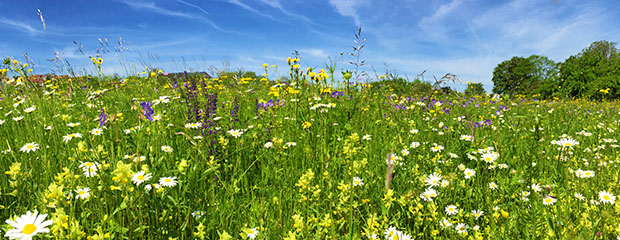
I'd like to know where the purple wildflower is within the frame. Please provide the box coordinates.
[331,91,344,98]
[140,101,154,121]
[99,108,106,127]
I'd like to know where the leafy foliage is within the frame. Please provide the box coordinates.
[492,55,559,97]
[464,82,486,96]
[559,40,620,99]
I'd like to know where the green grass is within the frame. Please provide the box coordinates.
[1,66,620,239]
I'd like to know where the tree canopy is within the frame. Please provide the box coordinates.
[559,40,620,99]
[491,55,559,97]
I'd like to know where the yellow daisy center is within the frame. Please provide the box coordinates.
[79,191,86,195]
[137,175,145,180]
[545,198,552,203]
[164,179,171,183]
[27,145,34,149]
[603,195,610,200]
[23,223,37,235]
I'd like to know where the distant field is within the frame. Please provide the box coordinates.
[1,62,620,239]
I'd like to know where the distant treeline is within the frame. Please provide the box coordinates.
[491,40,620,100]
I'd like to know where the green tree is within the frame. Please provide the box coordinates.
[528,55,561,98]
[559,40,620,99]
[492,55,559,97]
[464,82,486,96]
[492,56,537,96]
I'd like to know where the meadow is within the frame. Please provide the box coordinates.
[1,57,620,240]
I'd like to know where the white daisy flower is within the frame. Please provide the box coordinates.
[20,142,39,153]
[184,122,202,129]
[599,190,616,204]
[159,176,178,187]
[542,196,557,205]
[75,187,91,199]
[352,177,364,186]
[161,146,173,153]
[463,168,476,179]
[227,129,244,138]
[4,211,54,239]
[132,171,153,186]
[445,205,458,215]
[62,133,83,143]
[246,227,259,239]
[90,128,103,136]
[455,223,468,234]
[424,172,442,187]
[24,106,36,113]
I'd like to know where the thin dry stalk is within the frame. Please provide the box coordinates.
[385,153,394,191]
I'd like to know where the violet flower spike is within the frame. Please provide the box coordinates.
[99,108,106,127]
[140,101,155,121]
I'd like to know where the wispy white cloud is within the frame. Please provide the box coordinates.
[420,0,463,24]
[135,37,199,50]
[256,0,281,9]
[257,0,316,25]
[327,0,369,26]
[300,48,329,60]
[469,0,615,61]
[118,0,194,18]
[115,0,238,34]
[418,0,463,39]
[365,0,620,90]
[175,0,210,15]
[226,0,276,20]
[0,18,42,35]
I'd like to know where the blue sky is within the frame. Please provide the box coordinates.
[1,0,619,90]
